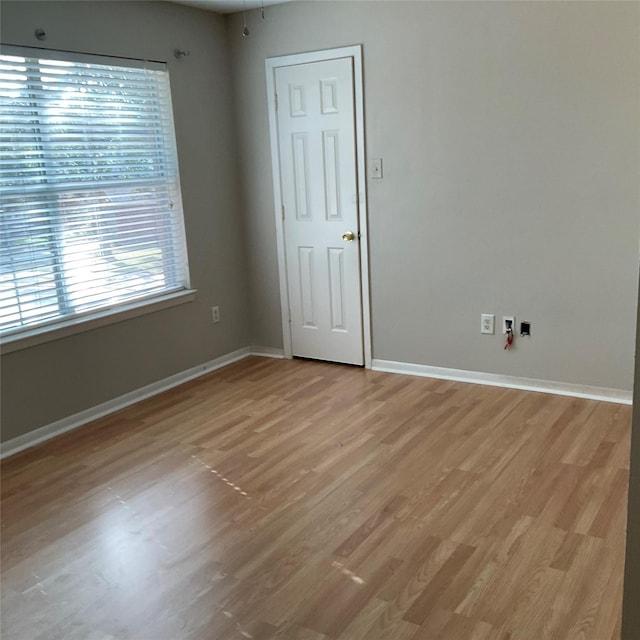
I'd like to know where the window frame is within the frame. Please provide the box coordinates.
[0,45,195,352]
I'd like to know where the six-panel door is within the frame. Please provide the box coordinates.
[275,57,364,365]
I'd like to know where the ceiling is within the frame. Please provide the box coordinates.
[168,0,293,14]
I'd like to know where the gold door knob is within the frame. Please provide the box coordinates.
[342,231,356,242]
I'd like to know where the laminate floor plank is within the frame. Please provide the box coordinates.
[1,357,630,640]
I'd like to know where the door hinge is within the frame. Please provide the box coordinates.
[275,92,278,111]
[282,204,285,220]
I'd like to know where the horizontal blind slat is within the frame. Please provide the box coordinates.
[0,51,188,336]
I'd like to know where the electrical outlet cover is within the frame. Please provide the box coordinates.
[481,314,495,335]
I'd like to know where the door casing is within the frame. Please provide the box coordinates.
[265,45,372,368]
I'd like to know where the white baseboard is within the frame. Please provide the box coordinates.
[249,345,285,359]
[372,359,632,405]
[1,346,258,460]
[3,351,630,459]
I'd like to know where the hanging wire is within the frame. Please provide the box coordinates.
[242,0,250,36]
[261,0,265,20]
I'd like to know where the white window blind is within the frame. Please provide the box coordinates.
[0,48,189,337]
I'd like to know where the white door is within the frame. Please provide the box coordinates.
[275,57,364,365]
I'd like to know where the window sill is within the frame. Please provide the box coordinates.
[0,289,198,355]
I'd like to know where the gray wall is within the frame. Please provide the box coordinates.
[0,1,250,442]
[1,1,639,442]
[622,277,640,637]
[228,0,640,390]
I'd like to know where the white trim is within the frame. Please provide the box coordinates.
[265,56,292,359]
[1,289,197,355]
[265,45,372,368]
[3,350,629,459]
[372,359,632,405]
[0,346,253,459]
[352,49,372,369]
[249,345,285,358]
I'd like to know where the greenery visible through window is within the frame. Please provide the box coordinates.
[0,48,189,337]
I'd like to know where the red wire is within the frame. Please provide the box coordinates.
[504,330,513,350]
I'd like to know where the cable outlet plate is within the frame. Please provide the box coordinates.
[481,314,495,335]
[502,316,515,334]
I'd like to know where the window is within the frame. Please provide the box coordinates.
[0,47,189,340]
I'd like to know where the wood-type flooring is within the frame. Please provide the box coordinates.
[0,357,631,639]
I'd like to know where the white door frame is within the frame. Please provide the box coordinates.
[265,45,372,369]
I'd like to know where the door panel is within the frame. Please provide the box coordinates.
[275,57,364,365]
